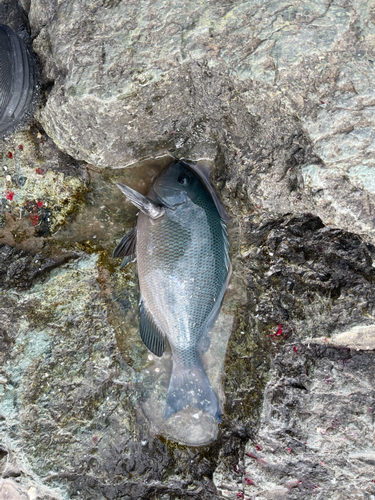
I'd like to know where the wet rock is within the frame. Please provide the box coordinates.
[0,0,29,34]
[2,173,375,500]
[0,244,77,289]
[0,252,229,499]
[214,211,375,498]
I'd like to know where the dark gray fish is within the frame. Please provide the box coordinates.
[114,161,231,421]
[0,24,37,138]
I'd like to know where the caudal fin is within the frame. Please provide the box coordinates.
[165,360,222,422]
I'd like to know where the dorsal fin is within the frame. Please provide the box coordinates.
[184,162,230,222]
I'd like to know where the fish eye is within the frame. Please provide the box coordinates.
[178,173,190,185]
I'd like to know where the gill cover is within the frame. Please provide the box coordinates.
[183,162,230,222]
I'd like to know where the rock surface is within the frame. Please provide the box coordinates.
[30,0,375,242]
[0,0,375,499]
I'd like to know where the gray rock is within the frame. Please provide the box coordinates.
[0,1,375,499]
[30,0,375,240]
[0,480,29,500]
[238,345,375,500]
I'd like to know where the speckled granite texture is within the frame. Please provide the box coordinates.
[0,0,375,499]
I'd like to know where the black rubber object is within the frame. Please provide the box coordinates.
[0,24,37,138]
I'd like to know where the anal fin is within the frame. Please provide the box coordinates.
[139,299,167,357]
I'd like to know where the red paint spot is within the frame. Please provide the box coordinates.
[320,100,326,104]
[35,168,44,175]
[270,324,283,338]
[259,458,266,464]
[368,407,373,413]
[18,144,24,150]
[37,201,43,208]
[256,444,262,451]
[245,478,255,486]
[298,26,301,30]
[5,190,14,201]
[287,447,291,453]
[245,451,257,459]
[293,346,298,354]
[7,151,13,159]
[234,152,238,156]
[237,493,244,499]
[30,213,39,226]
[93,435,98,444]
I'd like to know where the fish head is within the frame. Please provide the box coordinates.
[152,161,200,208]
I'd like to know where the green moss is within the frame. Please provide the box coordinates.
[223,307,272,425]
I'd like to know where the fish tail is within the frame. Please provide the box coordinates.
[164,358,221,422]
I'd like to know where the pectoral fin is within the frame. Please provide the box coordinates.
[113,228,137,268]
[113,227,137,258]
[139,299,167,357]
[120,255,136,268]
[117,183,164,219]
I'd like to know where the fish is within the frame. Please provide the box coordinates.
[0,24,38,138]
[113,160,231,421]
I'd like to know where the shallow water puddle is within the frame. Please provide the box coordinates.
[140,311,233,446]
[53,155,171,248]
